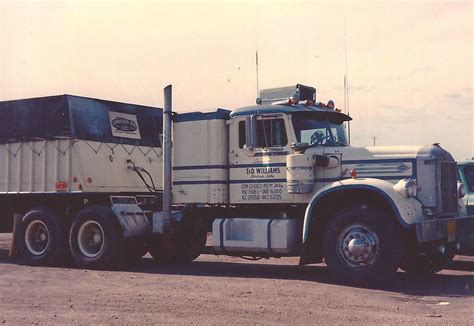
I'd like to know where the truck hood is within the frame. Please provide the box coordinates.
[306,145,425,183]
[324,145,424,161]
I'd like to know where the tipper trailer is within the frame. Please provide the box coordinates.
[0,84,472,283]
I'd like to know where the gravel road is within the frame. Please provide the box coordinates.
[0,233,472,325]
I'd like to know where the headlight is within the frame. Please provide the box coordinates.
[394,179,417,198]
[457,182,465,199]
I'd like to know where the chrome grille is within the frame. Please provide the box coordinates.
[439,161,458,216]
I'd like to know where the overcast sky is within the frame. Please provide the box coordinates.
[0,0,472,160]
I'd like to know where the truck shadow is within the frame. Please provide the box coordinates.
[0,249,9,258]
[0,253,472,298]
[127,256,474,298]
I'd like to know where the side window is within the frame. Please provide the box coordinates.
[238,121,246,148]
[238,118,288,149]
[256,119,288,147]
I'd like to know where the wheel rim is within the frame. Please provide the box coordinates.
[336,223,380,270]
[25,220,50,256]
[77,220,105,258]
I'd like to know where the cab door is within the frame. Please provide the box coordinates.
[228,114,294,204]
[294,121,340,187]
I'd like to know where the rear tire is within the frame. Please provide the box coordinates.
[149,218,207,264]
[323,205,404,284]
[401,243,456,275]
[17,207,65,266]
[122,238,148,264]
[69,206,122,269]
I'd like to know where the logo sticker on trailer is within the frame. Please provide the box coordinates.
[109,111,141,140]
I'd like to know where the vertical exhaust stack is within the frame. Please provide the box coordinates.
[162,85,173,232]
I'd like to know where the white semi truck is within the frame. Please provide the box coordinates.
[0,84,471,283]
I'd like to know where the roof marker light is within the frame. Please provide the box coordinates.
[289,97,298,105]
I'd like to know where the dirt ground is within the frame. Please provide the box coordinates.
[0,233,473,325]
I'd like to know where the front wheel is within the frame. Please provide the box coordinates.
[323,205,404,284]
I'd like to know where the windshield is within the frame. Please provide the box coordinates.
[292,114,348,146]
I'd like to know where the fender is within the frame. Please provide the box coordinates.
[302,178,424,244]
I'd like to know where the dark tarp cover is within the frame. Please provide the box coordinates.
[0,95,163,147]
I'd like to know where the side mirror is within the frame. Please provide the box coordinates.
[291,142,309,153]
[244,115,258,150]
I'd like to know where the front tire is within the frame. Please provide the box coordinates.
[323,205,404,284]
[69,206,122,269]
[17,207,65,266]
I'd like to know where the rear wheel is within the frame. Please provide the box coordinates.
[69,206,122,269]
[401,243,456,275]
[323,205,404,284]
[17,207,65,266]
[122,238,148,264]
[149,218,207,264]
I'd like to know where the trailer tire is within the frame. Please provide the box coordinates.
[69,206,122,270]
[17,207,65,266]
[323,205,403,284]
[401,244,456,275]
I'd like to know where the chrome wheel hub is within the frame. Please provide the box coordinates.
[25,220,50,256]
[337,223,380,269]
[77,221,105,258]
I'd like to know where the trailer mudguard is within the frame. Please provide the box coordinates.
[302,178,424,244]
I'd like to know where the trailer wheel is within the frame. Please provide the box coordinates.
[17,207,65,266]
[323,205,404,284]
[401,243,456,275]
[69,206,121,269]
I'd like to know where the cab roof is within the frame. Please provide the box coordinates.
[229,103,352,123]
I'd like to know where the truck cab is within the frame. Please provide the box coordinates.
[206,84,469,281]
[227,101,349,204]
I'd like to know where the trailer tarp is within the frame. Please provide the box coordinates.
[0,95,163,147]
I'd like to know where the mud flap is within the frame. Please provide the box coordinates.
[110,196,150,237]
[152,211,183,234]
[8,213,22,257]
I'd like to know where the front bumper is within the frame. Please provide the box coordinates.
[415,215,474,243]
